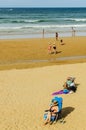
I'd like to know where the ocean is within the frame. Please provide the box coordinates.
[0,7,86,39]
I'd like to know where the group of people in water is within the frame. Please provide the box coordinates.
[43,77,77,125]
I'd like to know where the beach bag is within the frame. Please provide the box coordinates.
[63,89,70,94]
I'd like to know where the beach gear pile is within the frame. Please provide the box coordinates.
[52,77,77,96]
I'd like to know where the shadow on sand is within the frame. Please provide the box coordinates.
[62,106,75,118]
[75,83,80,92]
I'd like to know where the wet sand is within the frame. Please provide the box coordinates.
[0,36,86,70]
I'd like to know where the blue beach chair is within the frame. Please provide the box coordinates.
[51,96,63,120]
[44,96,63,123]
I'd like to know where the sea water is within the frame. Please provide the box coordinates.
[0,7,86,39]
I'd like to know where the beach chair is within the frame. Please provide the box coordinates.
[51,96,63,121]
[44,96,63,124]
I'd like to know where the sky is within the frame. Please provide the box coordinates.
[0,0,86,7]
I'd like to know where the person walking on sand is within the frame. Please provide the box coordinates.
[53,43,57,54]
[55,32,58,40]
[60,39,64,45]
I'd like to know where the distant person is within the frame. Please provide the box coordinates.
[43,29,44,38]
[53,43,57,54]
[60,39,64,45]
[72,27,75,37]
[55,32,58,40]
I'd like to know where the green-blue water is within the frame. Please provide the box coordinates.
[0,7,86,39]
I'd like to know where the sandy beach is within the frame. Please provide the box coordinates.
[0,36,86,70]
[0,63,86,130]
[0,36,86,130]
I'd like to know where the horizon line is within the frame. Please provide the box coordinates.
[0,7,86,8]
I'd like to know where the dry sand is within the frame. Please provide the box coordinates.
[0,36,86,130]
[0,63,86,130]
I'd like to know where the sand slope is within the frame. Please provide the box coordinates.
[0,62,86,130]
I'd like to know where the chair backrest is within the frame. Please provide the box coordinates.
[51,96,63,112]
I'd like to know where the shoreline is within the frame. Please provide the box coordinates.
[0,31,86,40]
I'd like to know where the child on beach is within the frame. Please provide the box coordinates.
[60,39,64,45]
[48,43,52,54]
